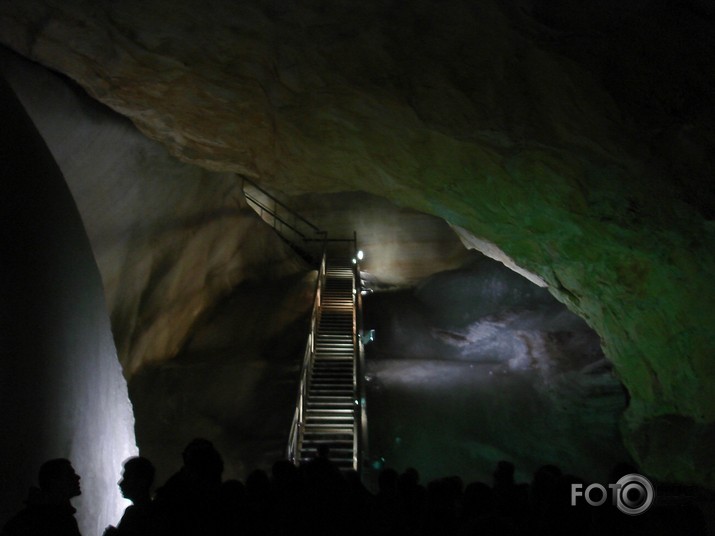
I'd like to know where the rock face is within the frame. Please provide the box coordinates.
[0,48,306,376]
[1,0,714,485]
[290,191,472,287]
[129,272,316,485]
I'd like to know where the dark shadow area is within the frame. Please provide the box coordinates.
[7,448,712,536]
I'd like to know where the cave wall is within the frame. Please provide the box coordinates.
[290,191,472,287]
[0,48,307,376]
[0,76,136,535]
[0,0,714,485]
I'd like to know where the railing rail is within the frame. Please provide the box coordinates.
[352,233,367,476]
[287,250,326,464]
[241,176,322,233]
[241,176,326,261]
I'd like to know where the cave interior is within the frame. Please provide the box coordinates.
[1,0,714,533]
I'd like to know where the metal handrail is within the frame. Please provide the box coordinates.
[287,250,327,463]
[241,176,323,233]
[241,176,327,262]
[352,233,368,476]
[243,190,309,240]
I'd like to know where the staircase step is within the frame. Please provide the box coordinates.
[303,425,354,433]
[308,395,354,402]
[310,371,353,383]
[300,447,353,455]
[309,390,354,396]
[311,372,353,379]
[301,438,354,446]
[307,402,355,409]
[306,409,355,415]
[306,418,355,425]
[310,381,353,387]
[311,369,353,375]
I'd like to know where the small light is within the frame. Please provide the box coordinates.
[352,258,357,264]
[357,250,364,260]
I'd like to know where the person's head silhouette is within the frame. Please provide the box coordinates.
[118,456,155,504]
[38,459,81,503]
[182,438,224,486]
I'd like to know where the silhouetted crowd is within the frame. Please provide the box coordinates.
[1,438,710,536]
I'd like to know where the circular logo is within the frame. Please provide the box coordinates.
[615,474,655,515]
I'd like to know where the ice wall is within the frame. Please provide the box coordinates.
[0,76,137,534]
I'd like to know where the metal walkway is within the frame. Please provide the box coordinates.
[287,250,366,472]
[240,179,366,472]
[302,259,356,469]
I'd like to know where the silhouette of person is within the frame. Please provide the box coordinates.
[152,438,224,536]
[301,445,349,536]
[1,458,82,536]
[103,457,155,536]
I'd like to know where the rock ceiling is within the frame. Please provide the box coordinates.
[1,0,714,486]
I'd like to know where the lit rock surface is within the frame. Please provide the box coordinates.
[1,0,714,485]
[0,48,306,376]
[290,191,472,287]
[129,272,315,485]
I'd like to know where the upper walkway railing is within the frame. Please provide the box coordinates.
[241,176,326,262]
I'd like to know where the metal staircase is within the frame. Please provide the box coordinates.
[302,259,357,469]
[287,246,366,473]
[239,178,366,473]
